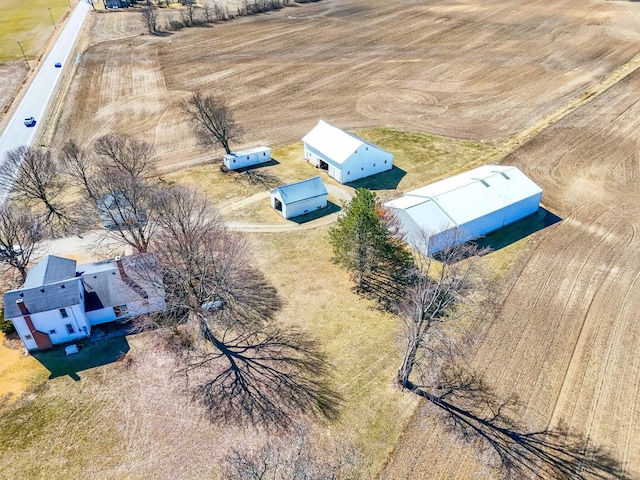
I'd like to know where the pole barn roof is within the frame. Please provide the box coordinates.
[271,176,328,205]
[385,165,543,252]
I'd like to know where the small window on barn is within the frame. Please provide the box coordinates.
[384,160,387,164]
[49,329,57,334]
[373,164,376,167]
[233,159,236,163]
[25,335,32,341]
[361,167,364,170]
[366,147,368,150]
[347,171,350,175]
[263,152,266,156]
[59,308,68,319]
[247,156,250,160]
[65,324,75,334]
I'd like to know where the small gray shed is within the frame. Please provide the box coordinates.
[271,176,328,219]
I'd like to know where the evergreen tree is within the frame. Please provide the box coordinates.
[328,188,413,307]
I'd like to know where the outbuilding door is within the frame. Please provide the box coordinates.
[274,198,283,211]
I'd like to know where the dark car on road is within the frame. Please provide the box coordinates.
[24,117,36,127]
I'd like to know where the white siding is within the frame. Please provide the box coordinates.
[341,149,393,183]
[11,304,90,349]
[283,197,327,219]
[224,147,271,170]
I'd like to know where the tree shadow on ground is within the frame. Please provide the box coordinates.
[32,335,130,381]
[288,201,341,225]
[405,368,630,480]
[474,207,561,253]
[347,166,407,190]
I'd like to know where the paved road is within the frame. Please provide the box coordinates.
[0,1,91,164]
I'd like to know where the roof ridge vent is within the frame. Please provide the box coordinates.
[472,178,490,187]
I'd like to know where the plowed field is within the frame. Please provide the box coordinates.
[46,0,640,477]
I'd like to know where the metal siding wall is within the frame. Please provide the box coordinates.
[285,197,327,219]
[502,194,542,226]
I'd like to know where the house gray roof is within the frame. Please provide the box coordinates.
[4,278,83,318]
[271,176,328,205]
[4,253,165,320]
[22,255,77,288]
[80,253,164,312]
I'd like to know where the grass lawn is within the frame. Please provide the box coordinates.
[0,128,513,477]
[0,0,71,62]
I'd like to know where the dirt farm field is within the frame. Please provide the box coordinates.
[5,0,640,478]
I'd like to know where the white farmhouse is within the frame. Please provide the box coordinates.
[385,165,543,255]
[302,120,393,184]
[4,254,165,351]
[223,146,271,170]
[271,176,328,219]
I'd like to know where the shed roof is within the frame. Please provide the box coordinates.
[271,176,328,205]
[23,255,77,288]
[385,165,542,234]
[225,146,271,157]
[302,120,389,165]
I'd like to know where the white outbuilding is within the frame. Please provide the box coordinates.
[302,120,393,184]
[271,176,328,219]
[384,165,543,255]
[223,146,271,170]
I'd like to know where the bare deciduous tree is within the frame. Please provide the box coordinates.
[140,0,159,34]
[181,91,244,155]
[60,139,96,200]
[142,186,340,427]
[0,201,44,283]
[93,134,157,179]
[396,233,488,389]
[61,136,159,252]
[0,146,67,224]
[180,0,198,26]
[222,426,361,479]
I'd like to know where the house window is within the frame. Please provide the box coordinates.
[114,305,129,317]
[59,308,68,318]
[25,335,32,341]
[49,329,57,334]
[65,324,75,334]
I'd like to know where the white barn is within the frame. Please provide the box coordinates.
[271,176,328,219]
[223,146,271,170]
[385,165,543,255]
[302,120,393,184]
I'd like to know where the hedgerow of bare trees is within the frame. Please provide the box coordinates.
[181,91,244,155]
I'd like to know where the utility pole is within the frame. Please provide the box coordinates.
[17,42,29,70]
[48,8,56,28]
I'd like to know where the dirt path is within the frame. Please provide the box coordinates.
[498,53,640,156]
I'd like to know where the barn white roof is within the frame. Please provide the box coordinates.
[271,176,328,205]
[302,120,388,165]
[386,165,542,232]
